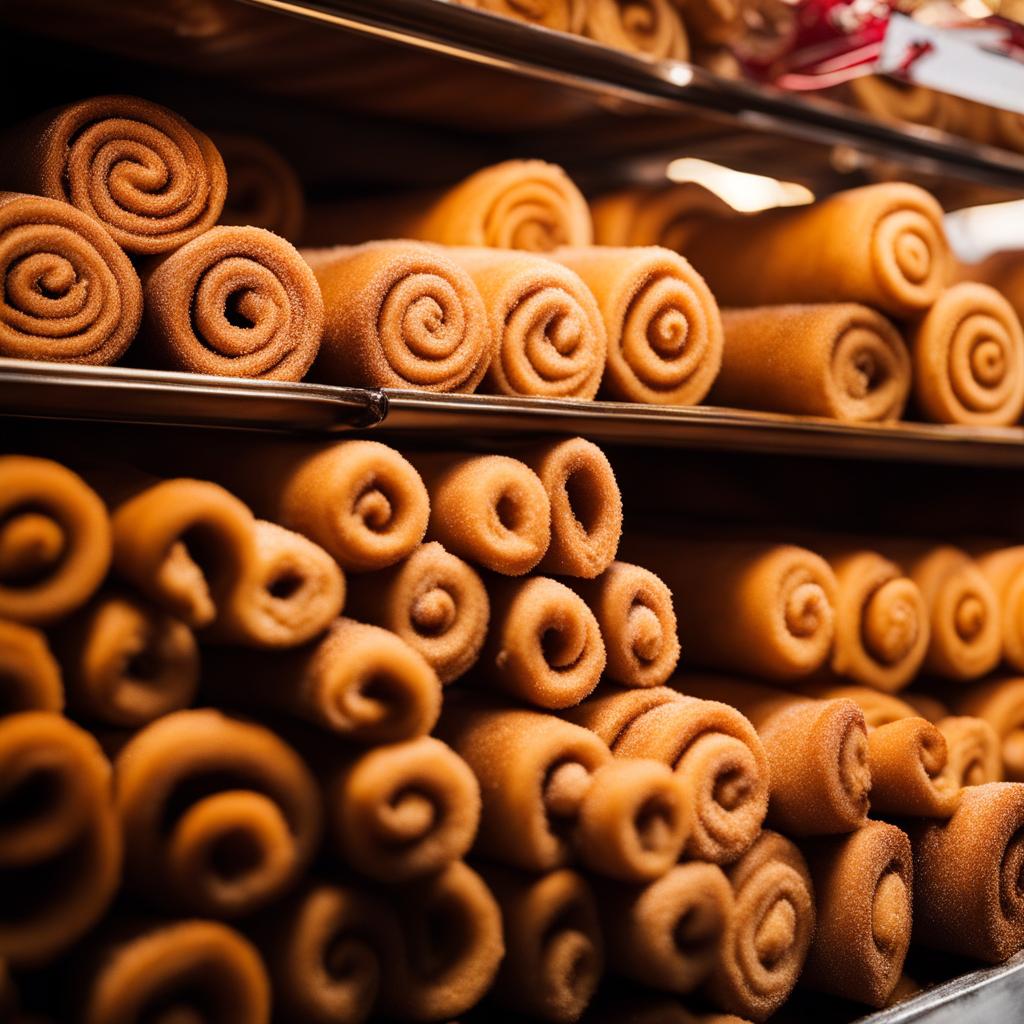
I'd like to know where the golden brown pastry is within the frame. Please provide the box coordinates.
[796,682,918,729]
[581,0,689,59]
[801,821,913,1007]
[599,861,733,993]
[483,865,603,1023]
[937,715,1002,787]
[479,575,606,708]
[343,542,488,684]
[684,184,950,316]
[0,620,63,714]
[114,709,321,917]
[0,192,142,364]
[306,241,490,392]
[54,590,198,727]
[569,561,680,688]
[0,712,121,966]
[867,717,959,817]
[455,0,585,32]
[447,247,606,399]
[713,304,910,422]
[704,831,815,1022]
[906,782,1024,961]
[322,736,480,882]
[972,546,1024,671]
[140,225,324,381]
[566,686,769,863]
[0,456,111,626]
[0,95,226,254]
[413,452,551,576]
[949,675,1024,781]
[909,283,1024,426]
[680,675,871,836]
[553,245,723,406]
[203,618,442,743]
[78,919,270,1024]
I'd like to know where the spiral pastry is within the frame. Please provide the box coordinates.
[114,709,322,917]
[215,131,305,240]
[79,920,270,1024]
[972,546,1024,672]
[600,862,733,994]
[306,240,489,391]
[0,713,121,966]
[867,717,959,817]
[714,304,910,422]
[0,456,111,626]
[448,247,606,399]
[0,192,142,364]
[258,882,402,1024]
[938,715,1002,788]
[204,618,442,744]
[907,782,1024,962]
[569,561,680,688]
[849,76,952,130]
[55,590,199,728]
[682,675,870,836]
[344,542,489,685]
[566,686,769,863]
[582,0,689,59]
[801,821,914,1007]
[384,862,504,1021]
[0,620,63,715]
[323,736,480,882]
[484,865,603,1023]
[683,183,949,316]
[141,225,323,381]
[821,548,929,691]
[951,675,1024,781]
[911,282,1024,426]
[0,95,226,254]
[705,831,815,1021]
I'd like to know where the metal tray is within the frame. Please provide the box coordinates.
[5,360,1024,466]
[236,0,1024,190]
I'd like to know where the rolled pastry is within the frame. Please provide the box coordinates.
[553,245,723,406]
[868,717,959,817]
[521,437,623,579]
[413,452,551,576]
[446,247,605,399]
[307,241,489,392]
[906,782,1024,961]
[909,283,1024,426]
[343,542,488,684]
[938,715,1002,787]
[0,95,226,254]
[581,0,689,60]
[384,861,504,1021]
[0,456,111,626]
[566,686,769,863]
[140,225,324,381]
[203,618,442,743]
[54,590,198,727]
[0,712,121,967]
[323,736,480,882]
[680,674,870,836]
[114,709,322,917]
[704,831,815,1022]
[972,546,1024,672]
[79,919,270,1024]
[683,183,950,316]
[0,191,142,364]
[0,620,63,714]
[483,865,603,1023]
[950,675,1024,781]
[800,821,913,1007]
[599,861,733,994]
[591,183,733,251]
[479,575,606,709]
[713,304,910,423]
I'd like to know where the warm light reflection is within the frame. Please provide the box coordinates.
[944,198,1024,263]
[665,157,815,212]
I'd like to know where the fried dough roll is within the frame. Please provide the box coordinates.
[0,620,63,714]
[950,675,1024,781]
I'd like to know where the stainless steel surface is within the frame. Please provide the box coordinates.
[0,360,384,433]
[859,952,1024,1023]
[6,361,1024,465]
[236,0,1024,189]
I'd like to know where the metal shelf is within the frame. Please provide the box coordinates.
[5,360,1024,466]
[231,0,1024,189]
